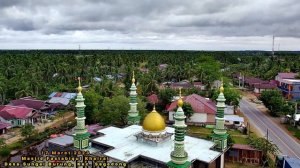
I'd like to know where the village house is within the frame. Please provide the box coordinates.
[10,97,50,113]
[0,105,36,127]
[167,94,216,125]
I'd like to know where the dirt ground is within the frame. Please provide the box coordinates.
[3,112,75,145]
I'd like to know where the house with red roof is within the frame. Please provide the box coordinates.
[0,105,35,127]
[10,97,50,112]
[253,83,277,94]
[167,94,216,125]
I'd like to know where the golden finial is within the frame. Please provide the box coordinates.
[220,79,224,93]
[132,71,135,84]
[77,77,82,93]
[152,104,156,112]
[178,88,183,107]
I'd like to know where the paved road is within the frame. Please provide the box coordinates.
[239,98,300,158]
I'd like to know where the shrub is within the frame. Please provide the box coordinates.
[0,147,11,157]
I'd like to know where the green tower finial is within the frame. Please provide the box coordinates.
[211,82,228,151]
[167,90,191,168]
[73,77,90,149]
[127,71,140,125]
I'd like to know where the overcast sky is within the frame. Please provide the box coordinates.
[0,0,300,50]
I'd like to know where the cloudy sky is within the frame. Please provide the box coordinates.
[0,0,300,50]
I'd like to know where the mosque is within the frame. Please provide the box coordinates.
[48,73,229,168]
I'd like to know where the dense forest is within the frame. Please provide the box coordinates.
[1,50,300,105]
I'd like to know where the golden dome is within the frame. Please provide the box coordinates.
[142,107,166,132]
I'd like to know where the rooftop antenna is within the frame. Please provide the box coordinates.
[272,35,275,57]
[79,44,81,50]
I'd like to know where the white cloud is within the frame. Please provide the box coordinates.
[0,0,300,50]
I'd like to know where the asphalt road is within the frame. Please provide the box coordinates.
[239,98,300,159]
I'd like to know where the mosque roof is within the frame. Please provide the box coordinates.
[91,125,221,164]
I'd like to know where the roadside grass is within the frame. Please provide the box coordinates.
[286,125,300,140]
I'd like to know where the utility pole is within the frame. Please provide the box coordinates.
[294,102,297,126]
[272,36,275,57]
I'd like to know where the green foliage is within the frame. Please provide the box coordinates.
[195,56,221,88]
[7,142,22,150]
[0,138,5,148]
[182,103,194,120]
[83,89,102,124]
[0,50,299,107]
[260,90,293,116]
[158,88,176,108]
[21,124,35,139]
[248,137,279,157]
[212,84,241,107]
[99,95,147,126]
[227,134,235,147]
[287,125,300,140]
[0,147,11,157]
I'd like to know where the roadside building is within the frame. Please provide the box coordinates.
[278,157,300,168]
[275,73,300,100]
[253,83,277,94]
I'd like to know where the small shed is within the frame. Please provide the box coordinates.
[225,144,263,165]
[224,115,244,127]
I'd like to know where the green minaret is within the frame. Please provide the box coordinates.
[167,89,191,168]
[73,77,90,149]
[127,71,140,125]
[211,82,228,151]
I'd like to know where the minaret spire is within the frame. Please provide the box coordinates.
[167,88,191,168]
[211,80,228,151]
[73,77,90,149]
[127,71,140,125]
